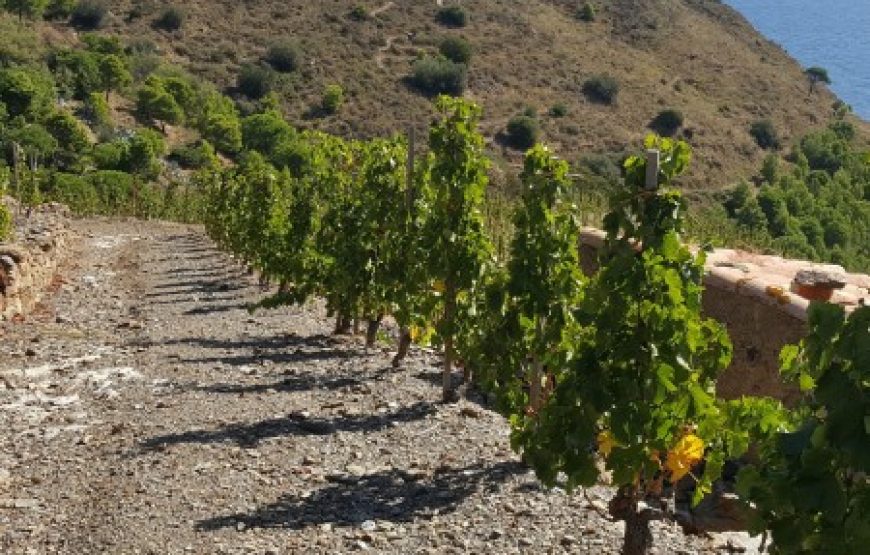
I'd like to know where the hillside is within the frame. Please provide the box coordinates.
[74,0,865,189]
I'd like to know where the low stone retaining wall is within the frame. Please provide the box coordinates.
[0,198,76,322]
[579,228,870,404]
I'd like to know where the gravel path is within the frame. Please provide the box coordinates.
[0,221,754,554]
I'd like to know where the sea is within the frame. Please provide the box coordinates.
[724,0,870,120]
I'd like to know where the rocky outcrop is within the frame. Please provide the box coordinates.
[0,198,76,322]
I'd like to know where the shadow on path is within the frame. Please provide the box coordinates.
[196,461,526,531]
[139,401,434,451]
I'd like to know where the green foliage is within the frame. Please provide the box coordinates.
[169,140,217,170]
[136,77,184,129]
[321,84,344,115]
[0,13,44,65]
[70,0,106,30]
[805,66,831,91]
[505,115,539,150]
[513,136,733,550]
[436,5,467,28]
[99,54,132,98]
[126,128,166,178]
[750,119,780,150]
[649,108,684,137]
[438,36,472,65]
[44,109,90,169]
[236,64,272,99]
[410,55,467,96]
[582,74,618,105]
[577,2,596,22]
[153,6,184,31]
[43,172,99,214]
[0,66,54,120]
[549,103,568,118]
[721,125,869,272]
[265,40,301,73]
[5,122,57,160]
[0,201,10,240]
[348,5,368,21]
[738,304,870,554]
[44,0,75,19]
[83,90,110,127]
[3,0,49,21]
[467,144,584,415]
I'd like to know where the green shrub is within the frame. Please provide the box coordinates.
[582,74,618,105]
[45,173,99,215]
[153,6,184,31]
[649,108,684,136]
[749,119,780,150]
[202,112,242,154]
[549,103,568,118]
[577,3,596,22]
[321,84,344,115]
[265,40,301,73]
[70,1,107,30]
[439,36,472,64]
[87,170,134,214]
[348,5,368,21]
[45,0,77,19]
[169,140,217,169]
[93,141,126,170]
[436,6,467,27]
[505,115,539,150]
[410,56,467,96]
[236,64,272,99]
[0,203,11,241]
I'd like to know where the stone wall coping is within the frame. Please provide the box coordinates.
[579,227,869,323]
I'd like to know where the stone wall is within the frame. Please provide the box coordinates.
[0,198,76,321]
[578,228,870,404]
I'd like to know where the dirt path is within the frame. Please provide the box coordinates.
[0,221,753,554]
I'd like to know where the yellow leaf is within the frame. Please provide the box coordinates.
[597,430,617,458]
[432,280,446,293]
[665,434,704,482]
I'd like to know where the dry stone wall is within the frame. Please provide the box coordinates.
[579,228,870,404]
[0,198,76,322]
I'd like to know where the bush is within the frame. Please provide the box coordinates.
[577,3,595,22]
[154,6,184,31]
[169,140,217,170]
[505,115,540,150]
[549,103,568,118]
[265,41,301,73]
[45,173,99,215]
[321,84,344,115]
[236,64,272,99]
[70,1,107,30]
[439,36,472,65]
[436,6,467,27]
[348,5,368,21]
[749,119,780,150]
[582,74,618,105]
[410,56,467,96]
[45,0,77,19]
[649,108,684,136]
[93,141,126,170]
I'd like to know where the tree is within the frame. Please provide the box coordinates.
[136,80,183,131]
[0,67,54,120]
[4,0,49,21]
[99,54,132,101]
[805,66,831,93]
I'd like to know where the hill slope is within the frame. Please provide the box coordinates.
[77,0,865,189]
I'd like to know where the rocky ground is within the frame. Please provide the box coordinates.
[0,220,759,554]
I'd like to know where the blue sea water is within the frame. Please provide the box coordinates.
[724,0,870,120]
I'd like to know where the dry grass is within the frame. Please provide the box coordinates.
[56,0,868,190]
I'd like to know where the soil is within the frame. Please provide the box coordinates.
[0,220,759,554]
